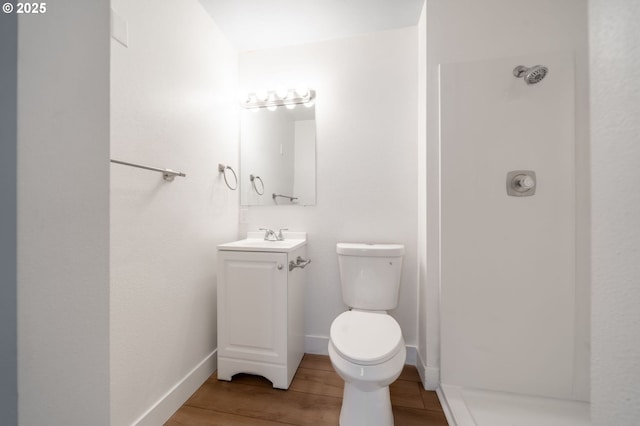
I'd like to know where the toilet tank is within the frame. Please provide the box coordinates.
[336,243,405,311]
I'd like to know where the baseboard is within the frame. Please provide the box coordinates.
[417,351,427,386]
[425,367,441,389]
[416,351,440,390]
[405,345,417,366]
[134,349,217,426]
[305,334,329,355]
[305,335,418,366]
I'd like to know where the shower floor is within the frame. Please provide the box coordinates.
[438,384,591,426]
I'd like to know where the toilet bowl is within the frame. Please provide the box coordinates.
[329,310,406,426]
[329,242,406,426]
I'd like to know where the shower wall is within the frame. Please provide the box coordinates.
[419,0,589,401]
[440,52,578,399]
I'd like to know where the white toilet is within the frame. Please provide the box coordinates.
[328,243,406,426]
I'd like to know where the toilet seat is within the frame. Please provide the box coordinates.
[330,311,403,366]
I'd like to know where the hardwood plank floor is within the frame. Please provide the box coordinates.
[166,354,448,426]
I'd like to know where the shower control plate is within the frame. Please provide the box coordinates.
[507,170,536,197]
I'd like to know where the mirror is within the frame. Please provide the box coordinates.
[240,104,316,206]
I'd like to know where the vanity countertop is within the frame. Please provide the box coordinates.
[217,231,306,253]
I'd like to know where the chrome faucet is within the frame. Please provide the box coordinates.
[259,228,277,241]
[277,228,288,241]
[259,228,288,241]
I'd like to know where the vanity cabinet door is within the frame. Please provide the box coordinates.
[217,251,288,365]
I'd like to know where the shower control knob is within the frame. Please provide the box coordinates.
[517,175,535,189]
[507,170,536,197]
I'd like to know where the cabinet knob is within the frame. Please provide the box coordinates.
[277,264,283,270]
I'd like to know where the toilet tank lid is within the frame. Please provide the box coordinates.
[336,243,405,257]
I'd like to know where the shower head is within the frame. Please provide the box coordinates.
[513,65,548,85]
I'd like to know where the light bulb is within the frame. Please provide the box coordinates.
[267,105,278,112]
[275,85,289,99]
[285,103,296,110]
[304,100,315,108]
[255,89,269,102]
[237,90,250,104]
[295,83,309,98]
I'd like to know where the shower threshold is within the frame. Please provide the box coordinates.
[437,384,591,426]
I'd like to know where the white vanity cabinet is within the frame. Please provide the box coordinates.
[216,234,307,389]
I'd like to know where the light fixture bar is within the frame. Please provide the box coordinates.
[241,89,315,109]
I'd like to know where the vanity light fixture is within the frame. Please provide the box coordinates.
[239,86,315,110]
[237,90,250,104]
[275,85,289,99]
[255,89,269,102]
[295,83,309,98]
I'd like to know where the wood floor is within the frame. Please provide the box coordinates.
[165,354,448,426]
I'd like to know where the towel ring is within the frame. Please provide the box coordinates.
[218,164,238,190]
[250,174,264,195]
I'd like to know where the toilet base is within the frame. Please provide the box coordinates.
[340,382,393,426]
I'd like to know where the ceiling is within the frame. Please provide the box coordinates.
[199,0,425,52]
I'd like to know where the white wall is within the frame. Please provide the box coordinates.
[423,0,589,400]
[0,11,18,426]
[239,27,419,351]
[589,1,640,424]
[109,0,238,424]
[17,2,111,425]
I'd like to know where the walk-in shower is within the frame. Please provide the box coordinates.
[513,65,548,85]
[438,53,590,426]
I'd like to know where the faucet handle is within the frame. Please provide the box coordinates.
[277,228,288,240]
[259,228,275,240]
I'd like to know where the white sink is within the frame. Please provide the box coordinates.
[217,231,306,253]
